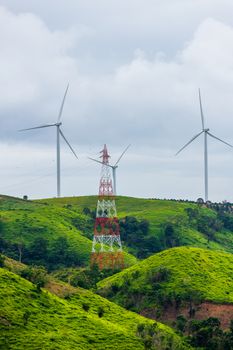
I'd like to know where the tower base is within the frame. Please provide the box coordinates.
[91,252,124,270]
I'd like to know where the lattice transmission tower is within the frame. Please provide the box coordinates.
[91,144,124,270]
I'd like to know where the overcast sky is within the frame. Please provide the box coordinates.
[1,0,233,202]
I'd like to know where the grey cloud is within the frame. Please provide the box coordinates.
[0,3,233,201]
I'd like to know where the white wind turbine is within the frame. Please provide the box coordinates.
[89,144,131,195]
[19,84,78,198]
[176,89,233,202]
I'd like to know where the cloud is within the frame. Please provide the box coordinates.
[0,7,78,108]
[0,4,233,201]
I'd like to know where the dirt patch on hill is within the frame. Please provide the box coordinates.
[141,302,233,329]
[45,279,76,298]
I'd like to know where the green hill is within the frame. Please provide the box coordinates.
[0,195,136,270]
[97,246,233,312]
[40,195,233,257]
[0,267,190,350]
[1,194,233,274]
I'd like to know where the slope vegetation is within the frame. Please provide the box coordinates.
[97,247,233,326]
[2,194,233,273]
[0,267,190,350]
[41,196,233,257]
[0,195,136,270]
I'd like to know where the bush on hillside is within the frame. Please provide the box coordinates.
[185,207,223,242]
[176,315,187,333]
[71,216,93,239]
[163,224,180,248]
[0,254,5,267]
[119,216,158,258]
[19,236,85,271]
[148,266,171,284]
[217,212,233,231]
[20,266,48,290]
[188,317,223,349]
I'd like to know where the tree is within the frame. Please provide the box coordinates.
[0,254,5,267]
[176,315,187,333]
[49,237,69,264]
[185,208,199,223]
[0,237,6,253]
[17,242,24,263]
[23,310,31,326]
[29,237,48,261]
[164,224,180,248]
[48,236,82,269]
[189,317,223,349]
[82,207,91,216]
[197,214,222,242]
[119,216,153,257]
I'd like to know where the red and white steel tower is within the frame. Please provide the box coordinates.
[91,144,124,270]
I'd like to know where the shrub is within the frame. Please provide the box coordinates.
[20,266,48,290]
[137,323,145,335]
[97,306,104,318]
[82,303,90,312]
[23,310,31,326]
[143,335,153,349]
[149,266,171,284]
[0,254,5,267]
[176,315,187,333]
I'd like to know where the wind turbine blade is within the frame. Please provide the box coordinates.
[57,83,69,122]
[198,88,205,130]
[59,129,78,159]
[19,124,56,131]
[114,144,131,166]
[88,157,113,168]
[175,131,203,156]
[207,132,233,148]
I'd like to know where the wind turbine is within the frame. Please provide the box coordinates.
[19,84,78,198]
[89,144,131,195]
[176,89,233,202]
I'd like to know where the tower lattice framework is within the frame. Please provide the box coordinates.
[91,144,124,270]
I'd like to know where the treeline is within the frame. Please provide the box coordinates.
[177,317,233,350]
[82,207,158,259]
[119,216,158,258]
[150,197,233,207]
[0,236,85,271]
[82,205,233,260]
[54,263,120,290]
[118,209,230,256]
[185,207,233,241]
[136,317,233,350]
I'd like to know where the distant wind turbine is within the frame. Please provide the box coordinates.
[19,84,78,198]
[176,89,233,202]
[89,144,131,195]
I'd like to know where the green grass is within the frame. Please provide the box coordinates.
[0,267,190,349]
[97,247,233,311]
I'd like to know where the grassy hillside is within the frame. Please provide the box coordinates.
[1,194,233,274]
[40,195,233,257]
[0,195,136,270]
[0,267,190,350]
[97,247,233,311]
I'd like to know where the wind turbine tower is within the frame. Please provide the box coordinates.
[176,89,233,202]
[91,144,124,270]
[20,84,78,197]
